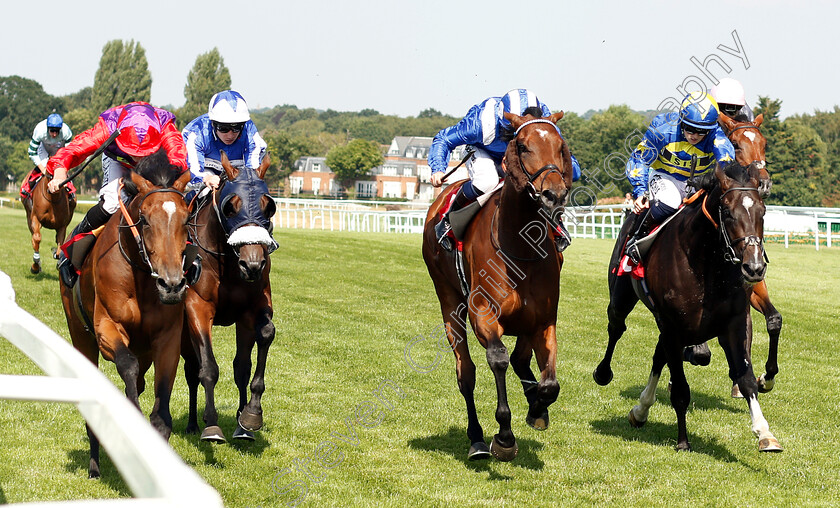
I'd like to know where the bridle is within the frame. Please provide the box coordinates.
[117,182,187,276]
[700,184,767,265]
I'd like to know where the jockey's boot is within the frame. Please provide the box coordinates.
[435,189,472,252]
[626,211,656,265]
[58,202,111,288]
[554,220,572,253]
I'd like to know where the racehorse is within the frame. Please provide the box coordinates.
[59,150,192,477]
[422,111,572,461]
[182,152,276,442]
[593,161,782,452]
[21,171,75,274]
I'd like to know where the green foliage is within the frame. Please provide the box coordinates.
[62,87,92,112]
[0,75,65,142]
[177,48,231,128]
[325,138,384,188]
[91,40,152,112]
[0,136,32,184]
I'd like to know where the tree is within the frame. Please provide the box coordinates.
[178,48,231,128]
[325,139,384,190]
[91,40,152,112]
[0,75,64,142]
[418,108,442,118]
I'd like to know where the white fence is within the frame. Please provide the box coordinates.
[0,270,222,507]
[270,199,840,250]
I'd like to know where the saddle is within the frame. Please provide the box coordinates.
[440,180,504,251]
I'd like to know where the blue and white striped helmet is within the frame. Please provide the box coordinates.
[500,89,545,128]
[208,90,250,123]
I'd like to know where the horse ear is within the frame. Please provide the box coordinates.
[220,150,239,181]
[718,112,737,131]
[504,112,525,132]
[173,168,191,193]
[128,170,154,196]
[549,111,565,123]
[256,151,271,180]
[754,113,764,128]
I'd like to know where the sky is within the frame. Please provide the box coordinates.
[3,0,837,120]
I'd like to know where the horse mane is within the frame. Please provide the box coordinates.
[133,149,181,188]
[692,161,756,192]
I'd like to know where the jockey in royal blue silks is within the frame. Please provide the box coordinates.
[427,88,582,252]
[182,90,268,199]
[624,91,735,263]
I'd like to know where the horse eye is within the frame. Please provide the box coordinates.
[517,143,528,153]
[732,143,741,151]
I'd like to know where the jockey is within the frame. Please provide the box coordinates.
[624,91,735,263]
[710,77,755,123]
[427,88,581,252]
[20,113,75,200]
[182,90,267,197]
[47,102,188,288]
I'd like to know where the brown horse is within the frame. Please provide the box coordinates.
[182,152,276,442]
[21,171,75,274]
[717,112,780,396]
[59,150,192,477]
[594,162,782,452]
[422,111,572,461]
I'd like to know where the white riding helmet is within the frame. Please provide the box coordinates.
[208,90,250,123]
[710,78,746,106]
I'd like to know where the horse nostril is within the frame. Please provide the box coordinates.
[542,190,557,205]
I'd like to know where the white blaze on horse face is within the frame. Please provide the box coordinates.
[162,201,177,224]
[755,160,766,169]
[744,131,756,142]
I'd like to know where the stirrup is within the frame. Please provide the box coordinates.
[58,256,78,288]
[626,241,642,265]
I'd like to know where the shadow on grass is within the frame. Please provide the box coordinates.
[408,426,546,478]
[172,412,270,467]
[65,448,132,496]
[618,384,743,414]
[589,415,763,468]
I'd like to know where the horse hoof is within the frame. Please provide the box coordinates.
[526,412,549,431]
[592,368,613,386]
[200,425,227,443]
[676,442,692,452]
[758,375,775,393]
[238,409,263,432]
[490,436,518,462]
[30,264,41,274]
[628,409,646,428]
[759,437,783,452]
[731,384,744,398]
[468,441,491,460]
[233,425,256,441]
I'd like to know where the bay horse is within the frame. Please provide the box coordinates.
[422,111,571,461]
[21,171,75,274]
[593,161,782,452]
[182,151,276,442]
[59,149,192,477]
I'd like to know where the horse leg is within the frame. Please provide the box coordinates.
[751,281,781,393]
[516,327,559,431]
[235,306,275,437]
[112,346,142,409]
[594,271,638,385]
[29,216,42,274]
[481,332,517,462]
[69,322,102,478]
[629,336,667,428]
[719,331,783,452]
[149,332,181,441]
[185,302,224,441]
[664,340,692,451]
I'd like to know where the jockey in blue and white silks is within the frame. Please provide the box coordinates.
[624,91,735,263]
[428,89,581,251]
[182,90,267,194]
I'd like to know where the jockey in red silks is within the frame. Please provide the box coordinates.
[47,102,188,288]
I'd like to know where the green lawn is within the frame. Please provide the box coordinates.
[1,206,839,507]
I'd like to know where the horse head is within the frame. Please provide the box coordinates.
[217,151,276,282]
[709,161,767,284]
[502,111,572,225]
[128,150,193,304]
[719,112,770,197]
